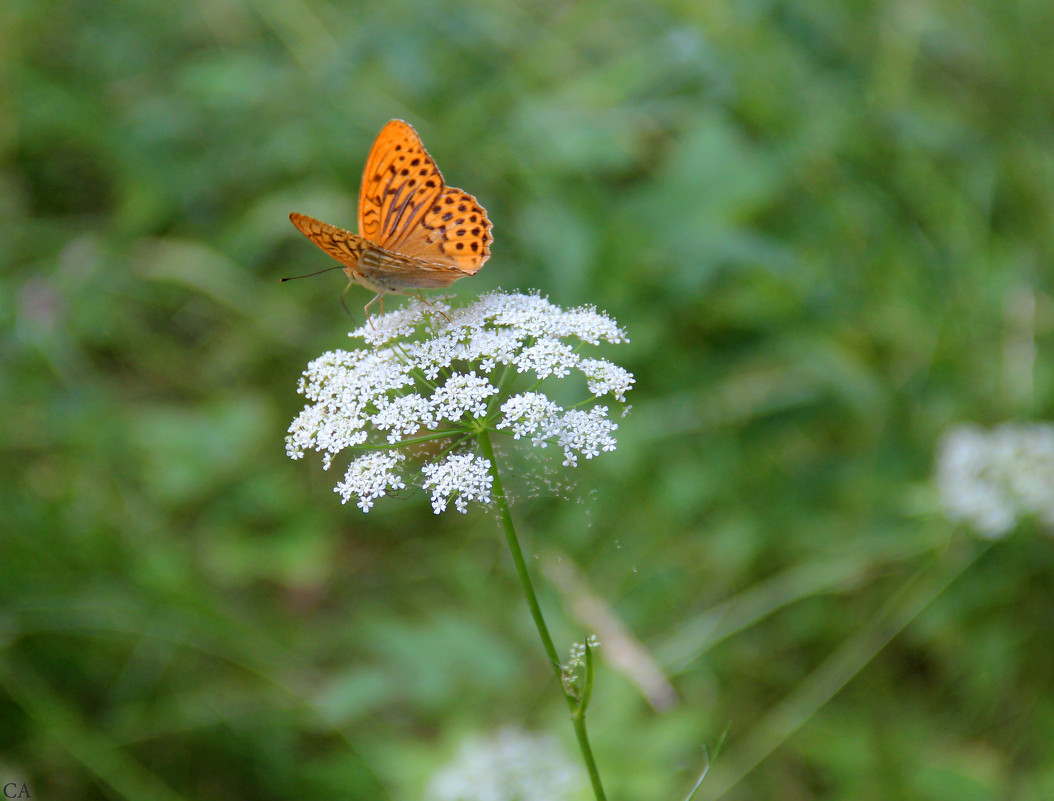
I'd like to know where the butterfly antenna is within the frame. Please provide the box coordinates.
[280,265,345,282]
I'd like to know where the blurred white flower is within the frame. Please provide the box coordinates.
[286,292,633,514]
[566,635,601,673]
[426,728,583,801]
[935,423,1054,537]
[562,635,602,696]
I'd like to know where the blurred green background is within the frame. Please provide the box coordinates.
[3,0,1054,798]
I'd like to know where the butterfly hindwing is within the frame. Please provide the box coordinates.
[398,187,493,274]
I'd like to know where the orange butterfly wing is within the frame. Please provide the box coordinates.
[288,213,370,271]
[397,187,493,274]
[290,119,492,295]
[358,120,446,252]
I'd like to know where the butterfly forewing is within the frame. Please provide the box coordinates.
[358,120,446,252]
[289,212,370,270]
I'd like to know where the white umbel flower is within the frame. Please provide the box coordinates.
[496,393,562,447]
[334,451,407,512]
[935,422,1054,537]
[426,728,582,801]
[430,373,499,422]
[421,454,495,514]
[286,292,634,513]
[578,358,635,403]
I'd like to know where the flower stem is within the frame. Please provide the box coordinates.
[477,429,607,801]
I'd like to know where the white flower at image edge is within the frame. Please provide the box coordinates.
[936,422,1054,537]
[426,728,583,801]
[285,291,634,514]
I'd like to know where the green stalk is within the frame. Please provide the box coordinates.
[476,429,607,801]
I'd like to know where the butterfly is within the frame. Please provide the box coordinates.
[288,119,492,317]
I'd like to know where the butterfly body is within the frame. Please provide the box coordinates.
[289,119,492,312]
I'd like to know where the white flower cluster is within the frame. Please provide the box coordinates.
[567,635,601,672]
[422,454,494,514]
[496,393,617,466]
[426,728,582,801]
[935,423,1054,537]
[562,634,602,695]
[333,451,406,513]
[286,292,633,513]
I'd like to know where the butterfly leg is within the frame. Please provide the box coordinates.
[339,281,355,319]
[363,291,386,329]
[416,290,451,323]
